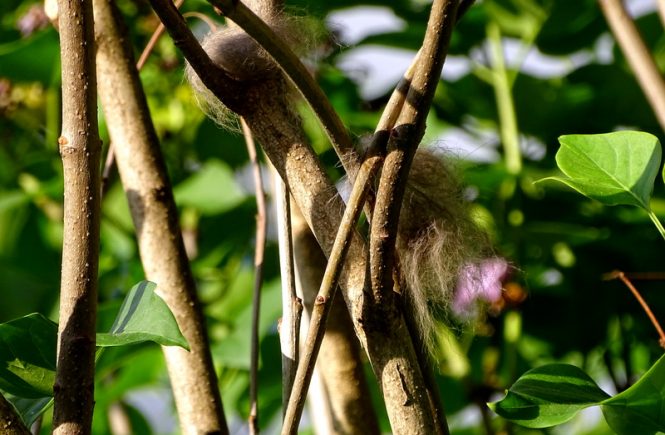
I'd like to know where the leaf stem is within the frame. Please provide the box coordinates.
[487,22,522,175]
[647,209,665,242]
[606,270,665,349]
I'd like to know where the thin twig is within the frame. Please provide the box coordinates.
[605,270,665,349]
[599,0,665,132]
[101,0,184,198]
[281,146,385,435]
[273,167,303,414]
[242,118,267,435]
[205,0,360,174]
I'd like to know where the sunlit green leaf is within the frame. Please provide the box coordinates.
[173,159,246,215]
[540,131,661,210]
[489,363,610,428]
[96,281,189,350]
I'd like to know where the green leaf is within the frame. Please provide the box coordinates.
[173,159,246,215]
[601,354,665,435]
[0,313,57,398]
[489,363,610,428]
[96,281,189,351]
[540,131,661,210]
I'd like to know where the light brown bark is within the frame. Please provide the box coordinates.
[93,0,228,433]
[53,0,101,432]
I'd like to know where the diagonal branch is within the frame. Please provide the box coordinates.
[53,0,101,431]
[599,0,665,132]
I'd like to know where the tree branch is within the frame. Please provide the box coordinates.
[53,0,101,431]
[93,0,229,432]
[599,0,665,132]
[148,0,453,431]
[368,1,460,432]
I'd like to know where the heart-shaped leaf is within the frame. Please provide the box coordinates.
[96,281,189,350]
[601,353,665,435]
[489,363,610,428]
[540,131,661,211]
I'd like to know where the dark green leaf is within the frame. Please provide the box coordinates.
[96,281,189,350]
[489,363,610,428]
[6,394,52,427]
[601,354,665,435]
[540,131,661,210]
[0,313,56,398]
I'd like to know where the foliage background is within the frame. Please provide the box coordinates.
[1,0,664,433]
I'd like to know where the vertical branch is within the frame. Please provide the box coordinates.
[368,1,459,433]
[658,0,665,28]
[241,118,268,435]
[273,168,303,413]
[599,0,665,132]
[93,0,229,432]
[53,0,101,431]
[100,0,184,198]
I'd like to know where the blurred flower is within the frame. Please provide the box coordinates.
[17,5,50,37]
[453,257,508,317]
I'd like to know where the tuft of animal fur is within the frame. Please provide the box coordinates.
[396,147,492,354]
[185,7,320,129]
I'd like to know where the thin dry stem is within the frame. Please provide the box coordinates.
[242,117,267,435]
[599,0,665,132]
[606,270,665,349]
